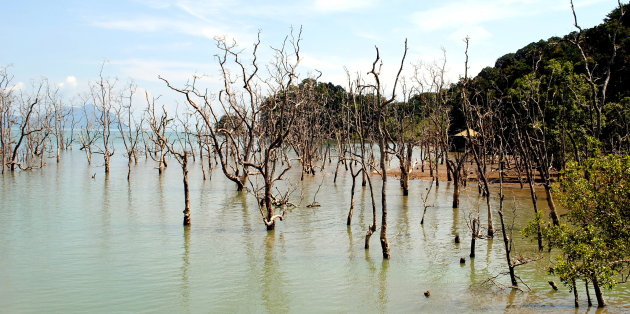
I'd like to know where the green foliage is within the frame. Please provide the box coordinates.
[216,114,244,133]
[525,155,630,290]
[447,4,630,161]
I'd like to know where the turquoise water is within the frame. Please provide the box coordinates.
[1,149,628,313]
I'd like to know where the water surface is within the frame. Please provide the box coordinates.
[1,149,628,313]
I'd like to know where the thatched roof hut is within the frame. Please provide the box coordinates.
[451,128,479,152]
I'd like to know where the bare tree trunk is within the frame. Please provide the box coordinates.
[544,184,560,226]
[127,158,132,181]
[10,98,38,171]
[500,211,517,286]
[347,165,360,226]
[334,158,341,183]
[364,172,377,249]
[379,136,390,259]
[470,218,478,258]
[471,144,494,238]
[182,154,191,226]
[264,179,275,231]
[453,178,460,208]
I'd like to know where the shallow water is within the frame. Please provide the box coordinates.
[1,148,628,313]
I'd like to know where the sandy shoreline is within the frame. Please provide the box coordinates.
[381,162,554,189]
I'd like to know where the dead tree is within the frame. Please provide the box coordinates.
[47,83,70,163]
[497,129,518,287]
[145,93,170,174]
[163,28,304,230]
[288,76,326,179]
[445,58,469,208]
[365,39,408,259]
[149,105,192,226]
[115,82,143,181]
[461,37,495,238]
[342,70,378,245]
[513,118,544,251]
[390,80,417,196]
[10,85,43,171]
[78,97,98,165]
[0,67,15,174]
[161,34,270,192]
[90,65,116,174]
[235,29,306,230]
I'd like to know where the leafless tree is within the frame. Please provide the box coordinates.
[46,83,71,163]
[90,65,116,174]
[115,82,143,181]
[78,97,98,165]
[497,127,518,287]
[147,103,193,226]
[9,83,44,171]
[461,37,495,238]
[242,28,304,230]
[163,28,305,230]
[364,39,408,259]
[145,92,170,174]
[0,66,15,174]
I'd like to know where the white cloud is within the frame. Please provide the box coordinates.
[66,76,78,87]
[92,16,248,42]
[313,0,378,12]
[109,58,219,83]
[56,76,78,89]
[5,81,24,92]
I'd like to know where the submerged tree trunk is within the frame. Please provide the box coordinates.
[470,218,478,258]
[364,169,377,249]
[182,154,191,226]
[592,277,605,308]
[525,174,543,251]
[572,279,579,308]
[453,179,460,208]
[399,143,413,196]
[347,165,360,226]
[585,280,593,307]
[499,210,517,285]
[379,137,391,259]
[127,158,132,182]
[264,178,275,231]
[544,184,560,226]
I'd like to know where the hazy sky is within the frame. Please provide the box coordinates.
[0,0,621,107]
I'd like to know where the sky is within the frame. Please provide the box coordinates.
[0,0,621,110]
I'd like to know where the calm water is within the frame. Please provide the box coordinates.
[1,148,628,313]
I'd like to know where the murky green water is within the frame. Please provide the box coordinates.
[1,148,628,313]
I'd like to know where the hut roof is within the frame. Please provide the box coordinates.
[453,128,479,137]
